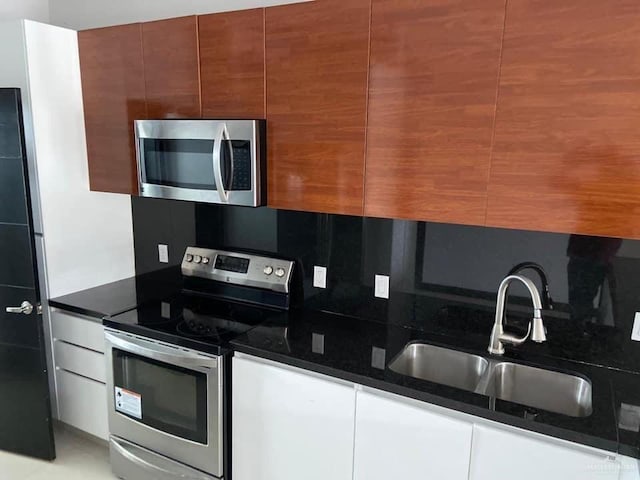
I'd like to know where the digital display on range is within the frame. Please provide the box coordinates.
[214,255,250,274]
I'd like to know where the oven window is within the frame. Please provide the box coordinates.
[142,139,252,191]
[112,349,208,444]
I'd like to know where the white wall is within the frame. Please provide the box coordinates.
[23,20,135,297]
[0,0,49,22]
[48,0,310,30]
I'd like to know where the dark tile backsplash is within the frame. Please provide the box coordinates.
[131,196,640,374]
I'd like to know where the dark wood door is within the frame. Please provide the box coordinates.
[265,0,370,215]
[79,24,146,195]
[143,16,201,119]
[199,9,265,119]
[486,0,640,239]
[364,0,507,225]
[0,89,55,460]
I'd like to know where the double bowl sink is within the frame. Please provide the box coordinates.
[389,342,593,418]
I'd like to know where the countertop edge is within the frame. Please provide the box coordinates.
[48,301,106,321]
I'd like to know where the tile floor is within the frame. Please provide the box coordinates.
[0,423,115,479]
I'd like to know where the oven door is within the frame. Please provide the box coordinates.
[104,329,223,478]
[135,119,264,207]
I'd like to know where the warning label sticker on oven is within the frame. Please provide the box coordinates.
[115,387,142,419]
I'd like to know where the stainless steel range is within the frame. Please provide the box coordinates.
[104,247,296,480]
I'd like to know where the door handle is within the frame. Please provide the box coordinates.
[6,301,34,315]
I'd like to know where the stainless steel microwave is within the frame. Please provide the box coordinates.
[135,119,266,206]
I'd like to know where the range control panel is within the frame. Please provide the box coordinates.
[181,247,295,294]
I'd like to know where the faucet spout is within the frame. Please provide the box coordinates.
[488,274,547,355]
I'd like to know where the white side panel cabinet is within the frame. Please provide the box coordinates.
[353,389,473,480]
[232,355,356,480]
[469,424,620,480]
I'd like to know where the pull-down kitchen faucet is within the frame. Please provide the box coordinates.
[488,275,547,355]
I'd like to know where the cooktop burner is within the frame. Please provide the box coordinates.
[104,294,281,355]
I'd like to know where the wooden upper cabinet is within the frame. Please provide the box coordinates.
[486,0,640,239]
[199,9,265,118]
[265,0,370,215]
[364,0,507,225]
[79,24,146,195]
[142,16,201,118]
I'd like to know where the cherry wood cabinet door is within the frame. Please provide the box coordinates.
[142,16,200,119]
[486,0,640,239]
[364,0,507,225]
[199,9,265,119]
[266,0,370,215]
[79,24,146,195]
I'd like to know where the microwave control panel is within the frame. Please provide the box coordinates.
[181,247,294,294]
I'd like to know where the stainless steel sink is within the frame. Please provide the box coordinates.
[484,362,593,418]
[388,343,489,392]
[388,342,593,418]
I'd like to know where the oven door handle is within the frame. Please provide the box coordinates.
[105,331,218,370]
[212,122,233,203]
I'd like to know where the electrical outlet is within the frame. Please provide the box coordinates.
[158,244,169,263]
[632,312,640,341]
[375,274,390,299]
[313,266,327,289]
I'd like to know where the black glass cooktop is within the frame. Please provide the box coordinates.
[104,293,281,355]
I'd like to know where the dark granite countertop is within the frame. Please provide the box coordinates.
[48,267,183,319]
[231,309,640,459]
[47,266,640,458]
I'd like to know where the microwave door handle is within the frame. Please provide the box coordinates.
[212,123,232,203]
[225,124,234,192]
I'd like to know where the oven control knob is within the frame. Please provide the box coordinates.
[202,257,210,265]
[263,266,273,275]
[275,267,286,278]
[186,254,194,262]
[194,255,202,264]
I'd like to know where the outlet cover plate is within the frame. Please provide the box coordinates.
[375,274,390,299]
[313,266,327,289]
[632,312,640,341]
[158,244,169,263]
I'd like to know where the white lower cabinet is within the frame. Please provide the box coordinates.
[353,390,472,480]
[233,354,639,480]
[50,309,108,439]
[50,309,105,353]
[619,455,640,480]
[232,355,356,480]
[56,369,108,440]
[469,424,620,480]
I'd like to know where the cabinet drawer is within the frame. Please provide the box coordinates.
[51,309,104,352]
[54,340,106,383]
[56,369,108,440]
